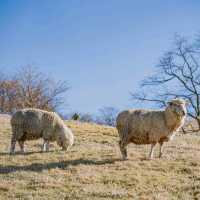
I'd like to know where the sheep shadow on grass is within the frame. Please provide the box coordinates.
[0,150,55,156]
[0,158,121,174]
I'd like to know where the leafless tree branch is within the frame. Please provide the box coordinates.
[132,34,200,130]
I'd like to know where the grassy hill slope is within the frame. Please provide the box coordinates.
[0,117,200,200]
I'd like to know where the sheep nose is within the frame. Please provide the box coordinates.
[182,110,186,116]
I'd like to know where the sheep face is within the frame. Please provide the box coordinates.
[61,139,68,151]
[167,99,187,117]
[56,128,71,151]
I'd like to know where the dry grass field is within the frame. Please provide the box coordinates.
[0,115,200,200]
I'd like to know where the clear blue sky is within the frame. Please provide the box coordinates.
[0,0,199,113]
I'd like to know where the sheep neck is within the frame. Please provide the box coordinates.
[164,108,184,132]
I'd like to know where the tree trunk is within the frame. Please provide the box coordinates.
[196,117,200,131]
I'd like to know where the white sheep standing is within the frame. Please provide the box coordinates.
[116,98,187,159]
[10,108,74,154]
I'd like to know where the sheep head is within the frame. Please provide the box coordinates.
[164,98,187,132]
[167,98,187,118]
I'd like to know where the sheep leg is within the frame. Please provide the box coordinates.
[119,140,128,160]
[149,143,156,159]
[10,135,17,154]
[159,142,164,158]
[41,140,46,152]
[46,142,50,152]
[42,140,49,152]
[18,140,25,153]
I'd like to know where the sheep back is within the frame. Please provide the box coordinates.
[11,108,64,141]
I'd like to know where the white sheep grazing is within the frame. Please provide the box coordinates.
[116,98,187,159]
[10,108,74,154]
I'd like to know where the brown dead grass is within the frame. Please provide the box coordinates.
[0,117,200,199]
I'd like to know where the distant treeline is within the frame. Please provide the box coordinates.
[64,106,119,127]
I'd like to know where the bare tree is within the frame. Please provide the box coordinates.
[97,106,119,126]
[0,66,69,113]
[0,75,19,113]
[79,113,94,123]
[132,35,200,130]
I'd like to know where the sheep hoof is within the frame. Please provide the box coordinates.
[147,156,154,160]
[122,156,128,161]
[20,150,25,154]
